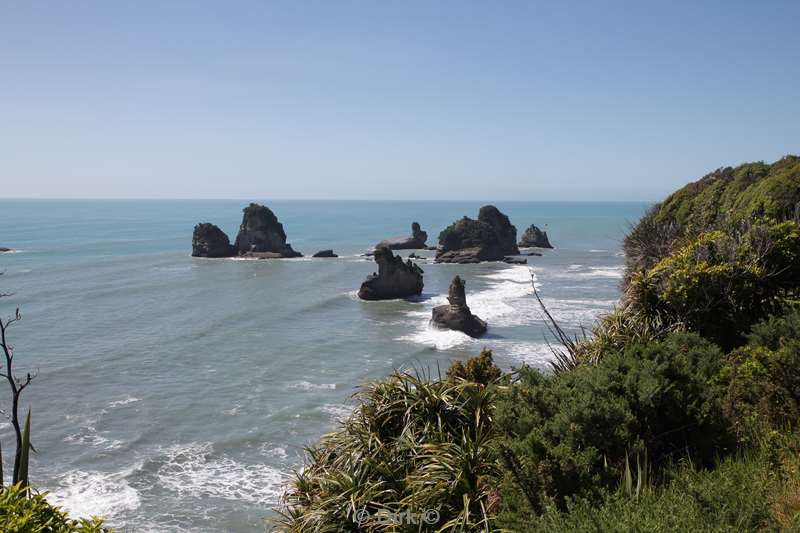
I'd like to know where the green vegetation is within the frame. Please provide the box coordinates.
[277,353,501,532]
[0,483,107,532]
[624,155,800,274]
[276,156,800,531]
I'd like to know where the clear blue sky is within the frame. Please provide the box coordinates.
[1,1,798,200]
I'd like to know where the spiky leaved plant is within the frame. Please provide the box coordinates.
[275,354,504,532]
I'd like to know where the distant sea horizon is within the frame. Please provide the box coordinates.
[0,199,648,531]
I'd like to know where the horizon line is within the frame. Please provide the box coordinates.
[0,196,657,203]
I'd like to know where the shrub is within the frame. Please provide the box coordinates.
[625,220,800,349]
[275,356,501,532]
[496,332,731,517]
[0,483,108,532]
[623,154,800,274]
[446,349,502,385]
[720,307,800,443]
[502,449,791,532]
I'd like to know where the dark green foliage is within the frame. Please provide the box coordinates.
[625,219,800,349]
[720,307,800,443]
[0,483,108,532]
[276,354,501,532]
[446,349,502,385]
[496,333,731,516]
[624,154,800,275]
[747,304,800,350]
[17,410,31,493]
[502,450,787,532]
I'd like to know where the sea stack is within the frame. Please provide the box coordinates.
[376,222,429,250]
[358,246,424,300]
[431,276,487,337]
[312,249,338,258]
[234,203,302,258]
[192,223,235,258]
[519,224,553,249]
[436,205,519,263]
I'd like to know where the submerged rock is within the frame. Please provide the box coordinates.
[503,256,527,264]
[358,246,424,301]
[313,249,338,258]
[192,223,235,258]
[436,205,519,263]
[377,222,428,250]
[519,224,553,248]
[431,276,487,337]
[0,247,11,253]
[234,203,302,258]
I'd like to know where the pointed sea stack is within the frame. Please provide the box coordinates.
[192,223,235,257]
[376,222,429,250]
[436,205,519,263]
[234,203,302,258]
[519,224,553,248]
[431,276,487,337]
[358,246,424,300]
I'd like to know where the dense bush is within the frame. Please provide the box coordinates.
[0,483,108,532]
[496,332,731,518]
[502,446,799,532]
[625,220,800,349]
[276,354,503,532]
[446,349,502,385]
[720,307,800,443]
[624,154,800,274]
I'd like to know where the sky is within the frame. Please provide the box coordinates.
[1,1,798,201]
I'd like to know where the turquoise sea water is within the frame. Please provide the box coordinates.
[0,200,648,532]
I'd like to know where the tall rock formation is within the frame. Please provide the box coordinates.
[192,223,235,257]
[358,246,424,300]
[431,276,487,337]
[519,224,553,248]
[234,203,302,257]
[436,205,519,263]
[376,222,428,250]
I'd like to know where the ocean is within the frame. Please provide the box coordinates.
[0,199,648,532]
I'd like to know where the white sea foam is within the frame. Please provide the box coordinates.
[320,403,353,422]
[108,397,141,408]
[63,411,123,450]
[260,444,289,460]
[156,442,288,505]
[288,380,337,391]
[47,469,141,519]
[398,266,538,349]
[582,266,624,278]
[64,430,124,450]
[398,324,474,350]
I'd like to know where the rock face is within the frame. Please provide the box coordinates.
[519,224,553,248]
[192,223,235,258]
[436,205,519,263]
[234,203,302,258]
[313,249,338,258]
[377,222,428,250]
[431,276,487,337]
[358,246,424,301]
